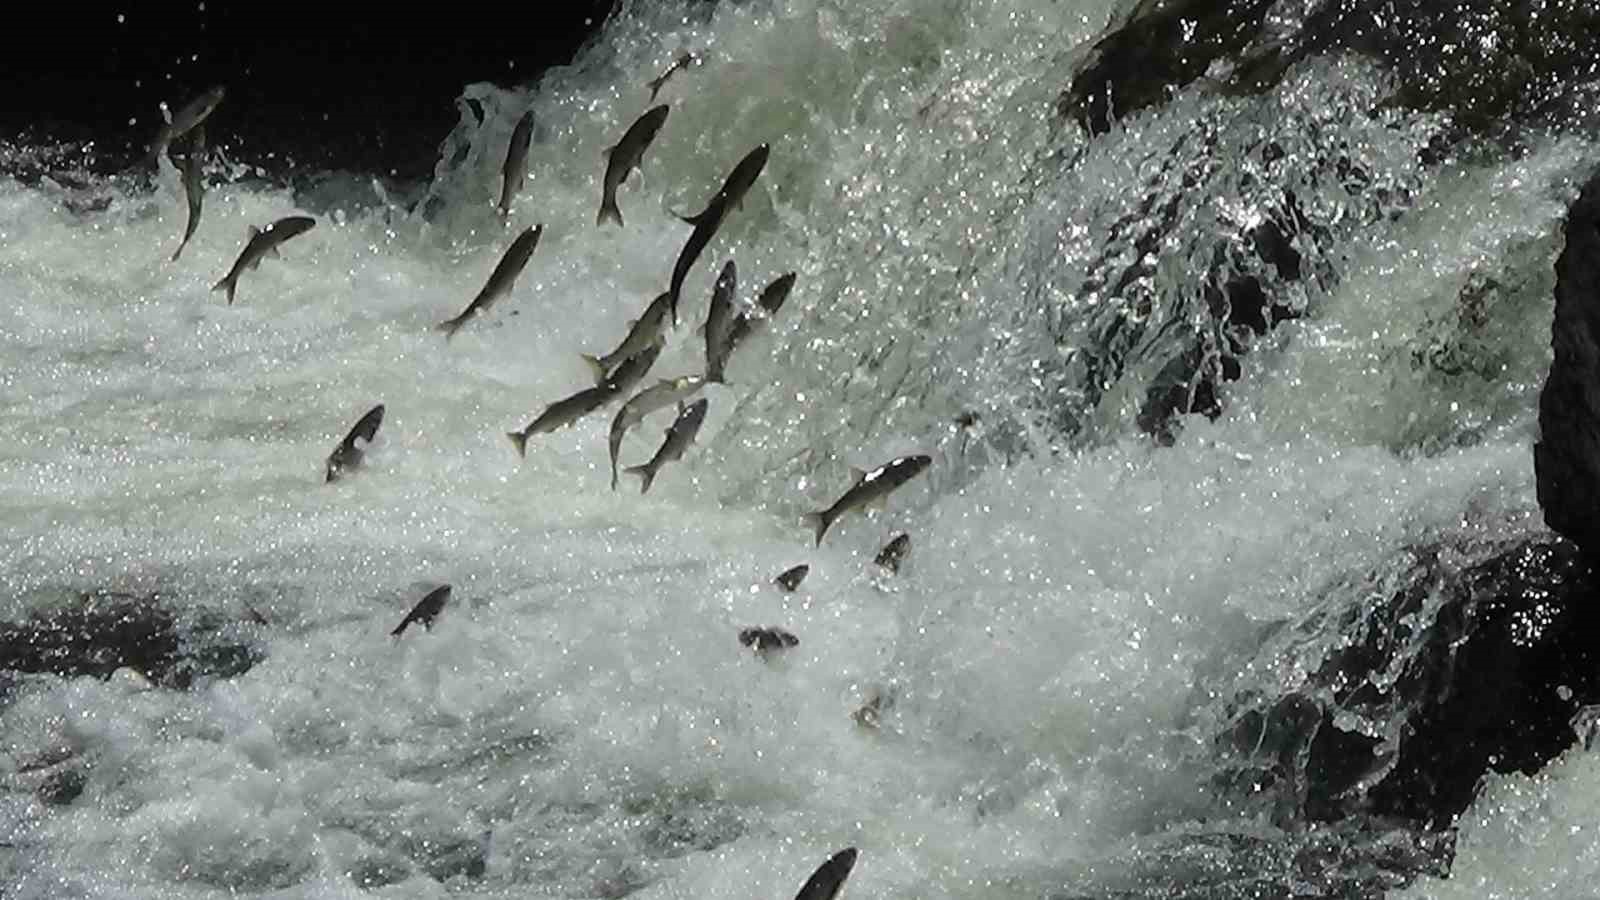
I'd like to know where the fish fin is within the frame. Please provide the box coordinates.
[581,354,610,385]
[266,245,281,260]
[597,198,623,228]
[436,314,469,340]
[506,430,530,459]
[170,243,184,263]
[849,467,868,485]
[624,464,655,495]
[801,511,831,547]
[247,225,260,238]
[390,616,410,638]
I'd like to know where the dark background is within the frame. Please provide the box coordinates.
[3,1,637,179]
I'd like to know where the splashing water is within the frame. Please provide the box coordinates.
[3,0,1599,897]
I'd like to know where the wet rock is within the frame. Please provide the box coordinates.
[36,768,86,807]
[1060,0,1600,142]
[0,590,262,691]
[1059,0,1278,136]
[1536,166,1600,556]
[413,832,489,882]
[1209,532,1600,832]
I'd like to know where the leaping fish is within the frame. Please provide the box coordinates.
[666,143,770,325]
[597,104,669,228]
[623,398,709,494]
[169,125,207,262]
[325,403,385,483]
[211,215,317,305]
[801,454,931,546]
[646,51,698,102]
[606,375,706,490]
[581,291,673,385]
[436,225,542,339]
[792,848,859,900]
[148,85,225,168]
[499,110,535,222]
[391,585,451,638]
[710,271,797,382]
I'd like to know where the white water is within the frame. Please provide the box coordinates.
[3,0,1599,897]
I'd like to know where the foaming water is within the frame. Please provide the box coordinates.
[2,0,1598,897]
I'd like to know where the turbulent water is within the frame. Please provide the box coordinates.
[4,0,1600,897]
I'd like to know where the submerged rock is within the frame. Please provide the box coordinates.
[0,590,261,691]
[1207,532,1600,832]
[1536,167,1600,556]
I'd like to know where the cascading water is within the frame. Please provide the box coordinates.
[4,0,1600,897]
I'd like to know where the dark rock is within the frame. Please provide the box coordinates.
[1059,0,1279,136]
[1536,167,1600,556]
[1207,533,1600,832]
[0,590,261,691]
[36,768,86,806]
[414,832,488,883]
[1060,0,1600,143]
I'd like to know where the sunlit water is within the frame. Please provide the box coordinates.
[3,0,1599,897]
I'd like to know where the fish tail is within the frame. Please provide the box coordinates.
[506,430,530,459]
[625,464,655,495]
[802,511,832,547]
[580,353,610,386]
[170,243,184,263]
[390,617,410,638]
[597,196,623,228]
[211,276,235,305]
[435,315,465,340]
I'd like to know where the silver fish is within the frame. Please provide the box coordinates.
[500,110,535,222]
[211,215,316,305]
[325,403,384,484]
[773,563,809,592]
[607,375,706,490]
[169,125,207,262]
[873,532,910,573]
[437,225,542,339]
[602,337,666,398]
[701,259,738,380]
[793,848,859,900]
[646,51,698,102]
[738,626,799,657]
[391,585,451,637]
[624,397,709,494]
[667,143,770,324]
[149,85,225,167]
[507,384,620,458]
[581,291,673,385]
[802,454,931,547]
[597,104,669,228]
[711,271,796,382]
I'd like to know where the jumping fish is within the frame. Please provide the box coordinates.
[802,454,931,546]
[601,337,666,398]
[711,271,796,382]
[325,403,385,483]
[874,532,910,573]
[507,384,619,459]
[792,848,859,900]
[773,563,810,592]
[211,215,317,305]
[437,225,542,339]
[499,109,535,222]
[391,585,451,637]
[738,626,799,657]
[667,143,770,325]
[623,398,709,494]
[581,291,673,385]
[597,104,669,228]
[607,375,706,490]
[702,259,738,379]
[148,85,225,167]
[169,125,207,262]
[646,51,698,102]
